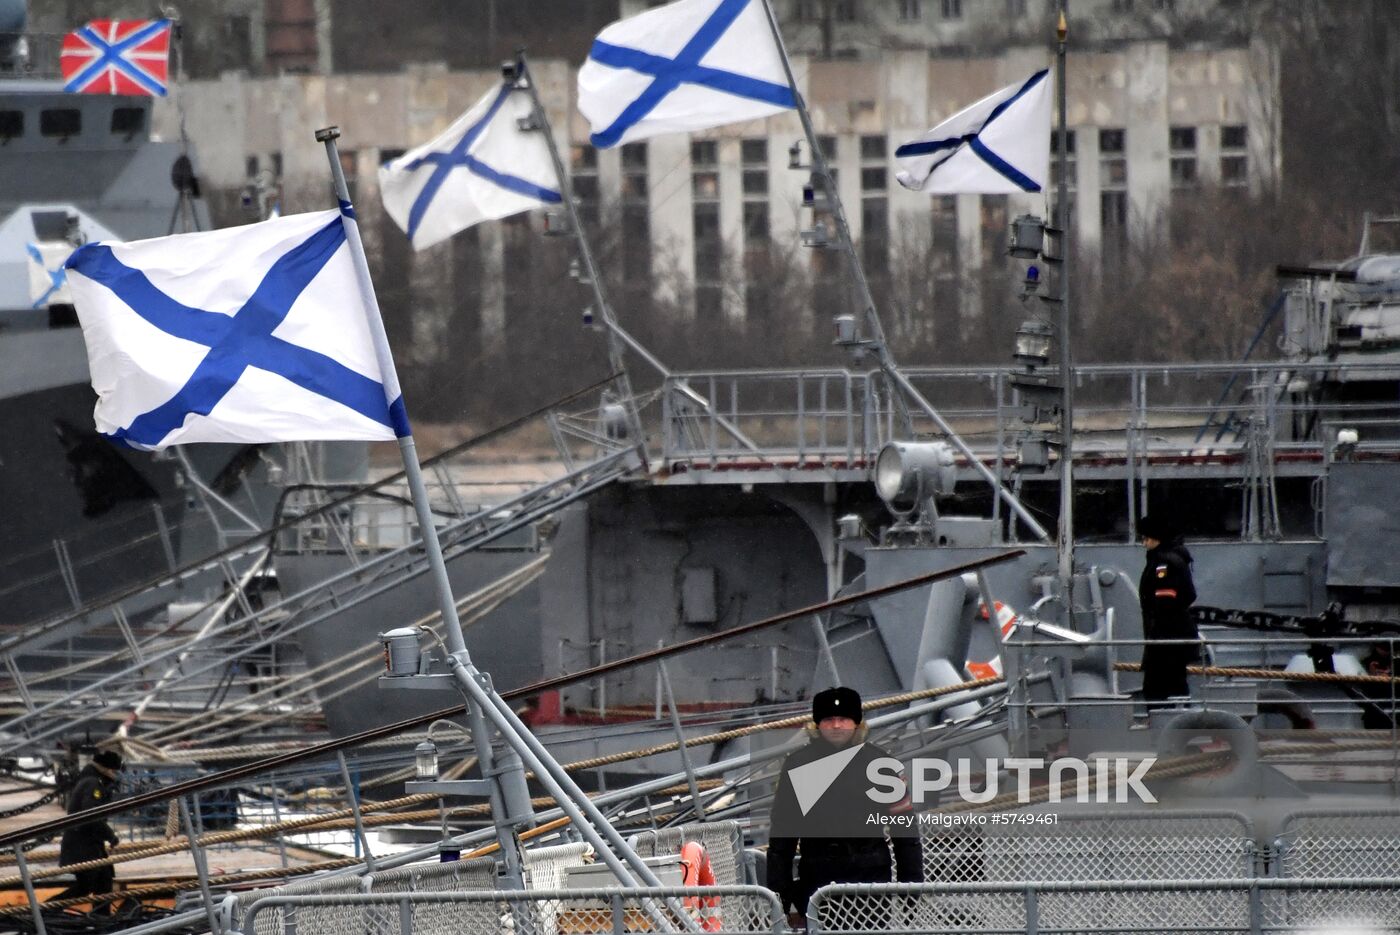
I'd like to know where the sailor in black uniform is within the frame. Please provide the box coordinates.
[56,749,123,907]
[766,687,922,924]
[1137,514,1200,703]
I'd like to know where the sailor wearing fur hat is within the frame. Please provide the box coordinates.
[766,687,922,921]
[56,749,123,907]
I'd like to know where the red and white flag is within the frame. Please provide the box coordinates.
[60,19,171,97]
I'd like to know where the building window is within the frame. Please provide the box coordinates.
[1169,124,1197,188]
[1006,0,1027,13]
[740,137,769,198]
[623,205,650,282]
[1099,127,1128,252]
[1101,191,1128,230]
[899,0,921,21]
[693,202,721,284]
[571,143,598,171]
[622,141,647,170]
[271,151,284,178]
[744,201,770,243]
[379,148,405,166]
[942,0,962,19]
[1220,124,1247,187]
[245,154,260,178]
[693,171,719,199]
[860,135,886,161]
[794,0,819,21]
[860,167,886,192]
[571,143,599,229]
[834,0,856,21]
[691,139,717,167]
[742,170,768,196]
[622,142,648,201]
[862,197,889,275]
[40,109,80,138]
[816,135,837,161]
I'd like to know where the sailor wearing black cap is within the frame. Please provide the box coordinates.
[766,687,922,922]
[1137,514,1200,703]
[56,749,123,906]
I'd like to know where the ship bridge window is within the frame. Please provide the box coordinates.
[111,107,145,138]
[0,110,21,142]
[41,109,81,140]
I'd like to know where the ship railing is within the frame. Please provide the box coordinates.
[237,886,786,935]
[661,369,875,470]
[630,819,746,886]
[0,32,64,80]
[657,359,1400,476]
[1274,808,1400,880]
[916,809,1257,887]
[806,877,1400,935]
[1008,634,1400,732]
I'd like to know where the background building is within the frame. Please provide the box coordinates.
[154,20,1278,334]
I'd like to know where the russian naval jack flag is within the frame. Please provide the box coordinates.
[63,210,408,449]
[379,81,562,251]
[577,0,796,149]
[896,70,1052,194]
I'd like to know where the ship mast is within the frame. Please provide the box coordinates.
[1054,1,1077,603]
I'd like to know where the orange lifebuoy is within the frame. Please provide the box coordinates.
[680,840,720,931]
[968,601,1020,679]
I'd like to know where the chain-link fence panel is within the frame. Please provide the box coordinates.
[630,820,748,929]
[233,873,367,935]
[1259,878,1400,929]
[240,885,784,935]
[810,879,1400,935]
[524,841,595,890]
[919,811,1254,884]
[1033,889,1247,934]
[1277,809,1400,879]
[631,821,744,885]
[366,855,499,893]
[814,888,1028,934]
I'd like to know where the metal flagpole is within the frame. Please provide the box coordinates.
[754,0,1051,542]
[315,128,529,891]
[1054,2,1076,601]
[315,128,685,901]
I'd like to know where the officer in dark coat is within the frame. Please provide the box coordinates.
[1137,515,1200,702]
[766,687,922,921]
[56,749,122,905]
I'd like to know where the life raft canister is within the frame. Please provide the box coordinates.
[680,840,720,931]
[966,601,1019,680]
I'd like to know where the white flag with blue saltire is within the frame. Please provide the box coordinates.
[63,209,408,449]
[577,0,797,149]
[27,241,74,308]
[379,81,562,251]
[896,70,1052,194]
